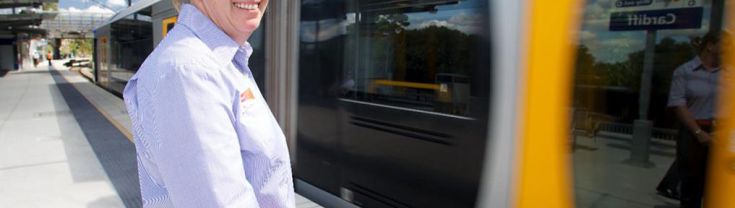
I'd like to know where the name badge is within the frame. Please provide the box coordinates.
[240,88,256,110]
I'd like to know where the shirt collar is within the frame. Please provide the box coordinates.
[692,56,720,73]
[177,4,253,67]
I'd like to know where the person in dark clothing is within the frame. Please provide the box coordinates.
[657,159,680,200]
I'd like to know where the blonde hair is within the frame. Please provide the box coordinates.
[171,0,190,12]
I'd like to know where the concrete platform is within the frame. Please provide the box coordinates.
[0,61,125,207]
[0,60,322,208]
[572,134,680,208]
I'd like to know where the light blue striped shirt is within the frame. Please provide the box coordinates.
[123,4,294,208]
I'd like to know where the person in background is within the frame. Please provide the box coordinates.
[46,51,52,66]
[32,51,40,68]
[666,31,724,208]
[122,0,295,207]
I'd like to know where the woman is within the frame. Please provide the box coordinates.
[666,31,723,208]
[123,0,295,207]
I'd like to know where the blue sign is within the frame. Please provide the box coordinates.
[615,0,653,8]
[609,7,703,31]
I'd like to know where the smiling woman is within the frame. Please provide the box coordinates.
[119,0,296,207]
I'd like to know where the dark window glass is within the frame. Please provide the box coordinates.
[335,1,487,117]
[570,1,728,207]
[248,22,266,95]
[297,0,490,207]
[108,8,153,94]
[166,22,175,33]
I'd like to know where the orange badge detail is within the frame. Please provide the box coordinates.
[240,88,255,102]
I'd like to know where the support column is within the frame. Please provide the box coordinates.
[53,38,61,59]
[625,30,656,168]
[710,0,724,31]
[265,0,301,164]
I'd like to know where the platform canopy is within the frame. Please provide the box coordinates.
[0,0,56,9]
[0,0,58,35]
[41,12,112,39]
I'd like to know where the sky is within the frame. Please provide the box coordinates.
[58,0,136,14]
[404,0,485,35]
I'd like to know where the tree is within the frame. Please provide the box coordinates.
[62,39,93,57]
[43,3,58,11]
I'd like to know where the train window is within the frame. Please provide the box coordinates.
[570,0,729,207]
[297,0,490,207]
[305,0,490,117]
[107,8,153,93]
[346,2,484,117]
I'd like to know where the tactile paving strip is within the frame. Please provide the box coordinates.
[50,68,142,208]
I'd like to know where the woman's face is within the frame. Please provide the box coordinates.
[707,41,722,66]
[194,0,268,44]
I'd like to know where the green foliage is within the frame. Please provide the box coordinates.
[352,17,478,84]
[402,26,475,82]
[62,39,94,57]
[574,37,694,93]
[43,3,58,11]
[374,14,410,35]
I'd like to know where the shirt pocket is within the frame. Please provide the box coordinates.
[236,87,275,155]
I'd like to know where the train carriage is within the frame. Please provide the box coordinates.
[93,0,735,207]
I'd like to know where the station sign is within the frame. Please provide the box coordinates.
[609,7,703,31]
[614,0,700,10]
[615,0,653,8]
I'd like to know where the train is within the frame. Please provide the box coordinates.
[92,0,735,207]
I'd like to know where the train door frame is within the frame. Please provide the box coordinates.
[263,0,301,164]
[476,0,525,207]
[478,0,581,207]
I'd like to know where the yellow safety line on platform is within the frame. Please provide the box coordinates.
[705,5,735,206]
[515,0,581,207]
[55,67,134,143]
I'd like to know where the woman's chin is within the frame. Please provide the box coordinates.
[238,23,260,34]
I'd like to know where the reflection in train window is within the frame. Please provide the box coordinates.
[570,0,727,207]
[297,0,490,207]
[336,1,486,117]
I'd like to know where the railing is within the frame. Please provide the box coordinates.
[596,121,679,141]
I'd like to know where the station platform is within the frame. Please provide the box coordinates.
[0,60,322,208]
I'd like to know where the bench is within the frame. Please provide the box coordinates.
[570,108,616,151]
[64,58,92,71]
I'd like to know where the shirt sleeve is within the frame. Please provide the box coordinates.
[667,67,687,107]
[149,64,260,208]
